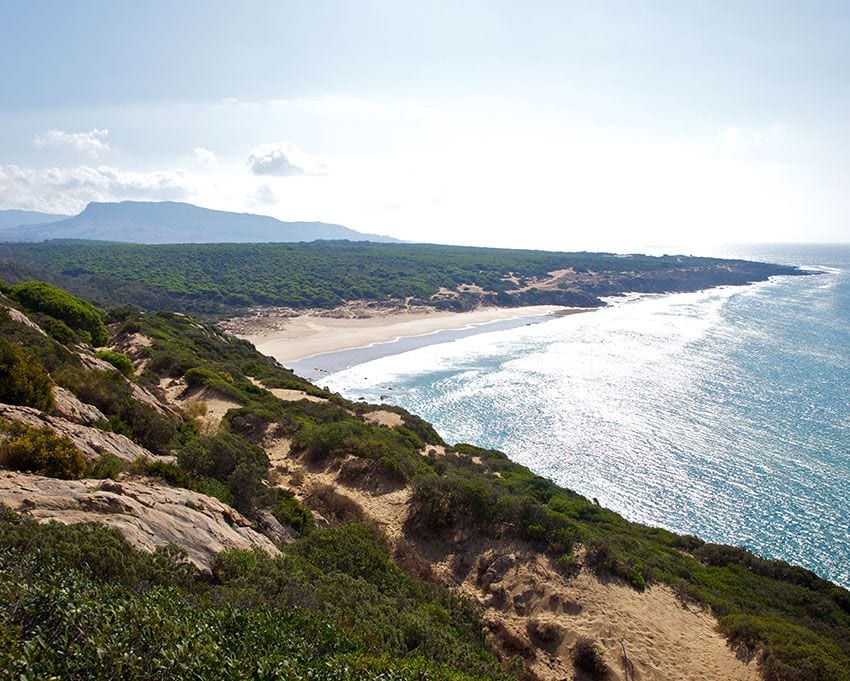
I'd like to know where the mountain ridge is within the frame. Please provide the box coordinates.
[0,200,399,244]
[0,209,71,229]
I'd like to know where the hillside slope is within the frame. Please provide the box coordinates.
[0,200,398,244]
[0,281,847,680]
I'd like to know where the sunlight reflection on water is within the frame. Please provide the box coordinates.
[324,247,850,587]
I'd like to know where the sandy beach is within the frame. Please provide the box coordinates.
[227,305,584,364]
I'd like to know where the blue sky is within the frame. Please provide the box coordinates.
[1,1,849,248]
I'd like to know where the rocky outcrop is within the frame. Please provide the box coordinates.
[51,386,107,425]
[0,403,158,462]
[79,353,119,373]
[78,353,175,417]
[0,471,280,571]
[2,305,47,335]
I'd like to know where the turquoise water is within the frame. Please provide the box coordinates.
[322,245,850,588]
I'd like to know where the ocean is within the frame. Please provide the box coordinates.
[306,244,850,588]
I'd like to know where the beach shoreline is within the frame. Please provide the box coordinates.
[224,304,588,364]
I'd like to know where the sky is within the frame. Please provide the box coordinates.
[1,1,849,250]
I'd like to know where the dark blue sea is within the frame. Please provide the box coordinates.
[320,245,850,587]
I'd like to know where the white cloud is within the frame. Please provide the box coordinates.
[33,128,111,157]
[246,140,326,176]
[717,124,789,147]
[0,164,190,214]
[193,147,218,165]
[249,183,277,207]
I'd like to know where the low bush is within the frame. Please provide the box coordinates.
[223,405,277,443]
[0,509,509,680]
[95,349,135,377]
[9,280,108,346]
[0,337,54,411]
[0,419,86,479]
[721,614,848,681]
[87,453,124,479]
[55,366,177,455]
[185,366,236,390]
[293,420,427,482]
[0,306,79,376]
[131,458,234,505]
[268,487,315,535]
[38,315,78,345]
[308,483,366,525]
[177,432,268,513]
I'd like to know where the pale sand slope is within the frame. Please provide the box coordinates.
[231,305,575,363]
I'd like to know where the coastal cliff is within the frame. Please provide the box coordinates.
[0,280,847,680]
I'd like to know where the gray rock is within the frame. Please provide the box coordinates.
[0,402,162,462]
[51,386,107,425]
[3,306,47,336]
[0,471,280,571]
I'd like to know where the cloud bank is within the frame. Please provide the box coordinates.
[246,140,326,176]
[0,164,190,214]
[33,128,111,157]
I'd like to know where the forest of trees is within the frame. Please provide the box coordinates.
[0,240,804,316]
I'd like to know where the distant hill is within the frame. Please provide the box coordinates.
[0,201,398,244]
[0,209,71,229]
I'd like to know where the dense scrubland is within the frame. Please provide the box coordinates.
[0,240,805,315]
[0,279,847,680]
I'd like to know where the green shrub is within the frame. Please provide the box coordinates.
[193,477,234,505]
[720,614,848,681]
[409,475,468,532]
[105,304,139,324]
[38,315,78,345]
[123,402,177,455]
[177,432,268,513]
[0,419,86,479]
[0,510,195,589]
[86,453,123,479]
[132,458,195,488]
[293,420,426,482]
[0,307,78,377]
[95,349,135,377]
[259,375,328,398]
[0,510,508,680]
[0,337,54,411]
[269,487,315,535]
[185,366,235,389]
[131,459,233,506]
[145,348,196,377]
[10,280,108,346]
[223,406,277,443]
[55,366,177,455]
